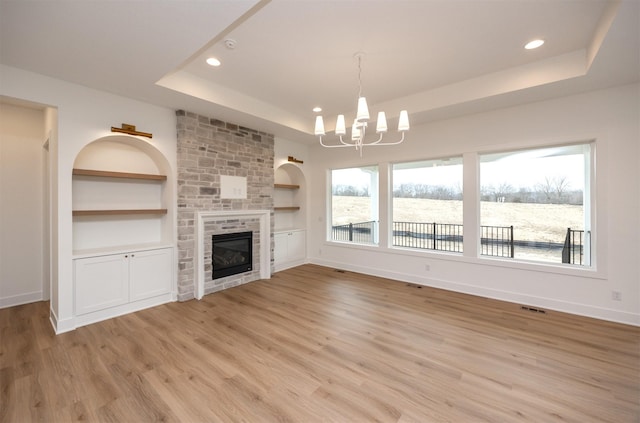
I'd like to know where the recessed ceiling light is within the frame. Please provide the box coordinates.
[206,57,221,67]
[313,107,322,113]
[525,39,545,50]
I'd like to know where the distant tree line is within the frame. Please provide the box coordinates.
[481,176,583,205]
[334,176,583,205]
[333,184,370,197]
[393,183,462,200]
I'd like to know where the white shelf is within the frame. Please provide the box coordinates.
[73,208,168,216]
[73,242,175,259]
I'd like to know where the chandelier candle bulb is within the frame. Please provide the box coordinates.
[314,116,325,135]
[336,115,347,135]
[398,110,410,131]
[376,111,388,133]
[356,97,370,122]
[352,123,361,141]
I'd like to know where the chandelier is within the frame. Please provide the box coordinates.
[314,52,409,155]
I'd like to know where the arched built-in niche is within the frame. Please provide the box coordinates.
[71,134,175,327]
[273,162,307,272]
[72,134,174,253]
[274,162,306,231]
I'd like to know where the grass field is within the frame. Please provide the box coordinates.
[332,196,585,263]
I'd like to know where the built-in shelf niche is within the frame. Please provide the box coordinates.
[274,163,305,231]
[72,135,173,254]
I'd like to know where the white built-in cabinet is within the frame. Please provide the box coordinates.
[274,163,306,271]
[274,229,306,271]
[72,135,174,327]
[74,247,172,316]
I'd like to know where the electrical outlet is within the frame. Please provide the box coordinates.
[612,290,622,301]
[425,264,430,271]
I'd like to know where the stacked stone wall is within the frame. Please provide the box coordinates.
[176,110,274,301]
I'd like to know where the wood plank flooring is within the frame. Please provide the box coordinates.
[1,264,639,422]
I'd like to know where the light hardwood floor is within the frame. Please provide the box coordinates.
[1,264,639,422]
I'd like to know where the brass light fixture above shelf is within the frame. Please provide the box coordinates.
[111,123,152,138]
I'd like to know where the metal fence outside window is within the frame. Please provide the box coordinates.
[392,221,463,252]
[332,221,587,264]
[480,225,514,258]
[562,228,587,265]
[331,221,378,244]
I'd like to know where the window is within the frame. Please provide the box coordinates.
[392,157,463,252]
[330,166,379,245]
[479,143,591,266]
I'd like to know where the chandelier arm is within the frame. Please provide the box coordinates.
[367,132,406,146]
[338,135,355,146]
[319,136,357,148]
[319,132,405,148]
[365,133,386,145]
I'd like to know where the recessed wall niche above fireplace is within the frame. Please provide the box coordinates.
[212,231,253,279]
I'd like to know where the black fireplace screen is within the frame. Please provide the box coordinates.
[212,231,253,279]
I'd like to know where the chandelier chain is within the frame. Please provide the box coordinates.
[357,54,363,98]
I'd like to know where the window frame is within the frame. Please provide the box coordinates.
[477,141,594,268]
[390,156,464,255]
[328,164,380,246]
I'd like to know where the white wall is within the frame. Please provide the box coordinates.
[0,65,178,333]
[0,103,45,307]
[307,83,640,326]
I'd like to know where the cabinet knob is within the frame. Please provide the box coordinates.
[124,255,128,258]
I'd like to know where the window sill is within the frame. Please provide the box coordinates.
[326,240,605,280]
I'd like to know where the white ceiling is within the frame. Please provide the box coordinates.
[1,0,638,143]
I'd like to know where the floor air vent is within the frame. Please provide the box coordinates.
[334,269,346,273]
[521,305,546,314]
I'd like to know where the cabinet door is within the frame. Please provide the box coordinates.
[288,230,306,262]
[129,248,173,301]
[75,254,128,315]
[274,232,288,264]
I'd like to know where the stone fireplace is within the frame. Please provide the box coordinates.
[194,210,270,299]
[176,110,274,301]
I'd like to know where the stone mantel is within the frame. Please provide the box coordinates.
[195,210,271,299]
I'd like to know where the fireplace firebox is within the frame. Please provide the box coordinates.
[212,231,253,279]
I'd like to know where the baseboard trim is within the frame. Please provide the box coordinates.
[73,293,174,329]
[0,291,43,309]
[310,258,640,327]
